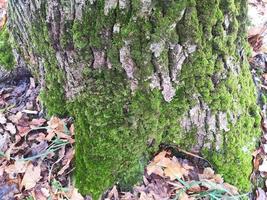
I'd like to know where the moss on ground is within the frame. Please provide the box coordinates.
[9,0,262,199]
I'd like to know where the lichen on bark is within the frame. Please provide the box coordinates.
[7,0,261,199]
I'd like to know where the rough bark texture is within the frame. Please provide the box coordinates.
[7,0,261,198]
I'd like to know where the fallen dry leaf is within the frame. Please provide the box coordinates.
[0,133,9,152]
[0,113,7,124]
[106,186,119,200]
[33,189,47,200]
[147,151,189,181]
[46,117,73,142]
[58,149,74,175]
[223,183,239,195]
[30,118,46,128]
[20,162,41,190]
[5,160,28,174]
[40,187,50,198]
[69,188,84,200]
[0,14,6,29]
[163,160,187,180]
[146,164,164,177]
[259,159,267,172]
[139,191,154,200]
[256,188,267,200]
[48,117,65,133]
[8,112,23,124]
[199,167,215,180]
[5,123,16,135]
[179,193,194,200]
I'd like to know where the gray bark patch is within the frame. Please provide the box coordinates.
[140,0,152,17]
[169,44,185,83]
[75,0,86,20]
[92,49,106,69]
[218,112,230,132]
[119,0,128,9]
[104,0,118,15]
[120,45,138,91]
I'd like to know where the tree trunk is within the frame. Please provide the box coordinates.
[7,0,261,198]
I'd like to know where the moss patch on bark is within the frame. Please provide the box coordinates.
[8,0,261,199]
[0,26,15,70]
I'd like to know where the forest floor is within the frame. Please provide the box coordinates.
[1,0,267,200]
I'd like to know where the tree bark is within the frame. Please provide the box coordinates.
[8,0,260,198]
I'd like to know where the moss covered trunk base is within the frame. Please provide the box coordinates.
[7,0,261,198]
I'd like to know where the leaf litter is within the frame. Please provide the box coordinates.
[0,74,79,199]
[247,0,267,199]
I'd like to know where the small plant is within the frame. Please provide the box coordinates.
[51,179,69,193]
[25,196,34,200]
[172,177,249,200]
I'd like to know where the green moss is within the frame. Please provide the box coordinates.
[0,26,15,70]
[27,16,67,116]
[9,0,261,198]
[66,68,193,198]
[177,6,202,44]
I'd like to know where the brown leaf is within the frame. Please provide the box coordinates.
[0,14,6,29]
[48,117,65,133]
[180,193,194,200]
[5,160,28,174]
[153,151,169,162]
[20,162,41,190]
[40,188,50,198]
[259,159,267,172]
[5,123,16,135]
[17,125,31,137]
[8,112,23,124]
[186,184,202,194]
[69,124,75,136]
[45,131,55,141]
[163,160,187,180]
[28,132,46,142]
[69,188,84,200]
[146,164,164,177]
[0,113,7,124]
[256,188,267,200]
[199,167,215,180]
[0,133,9,152]
[223,183,239,195]
[107,186,119,200]
[47,117,73,141]
[58,149,74,175]
[263,73,267,82]
[34,189,47,200]
[147,151,189,180]
[139,192,154,200]
[30,118,46,128]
